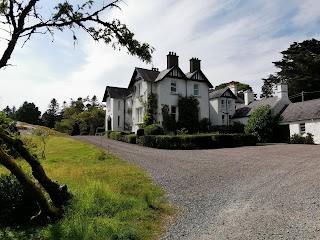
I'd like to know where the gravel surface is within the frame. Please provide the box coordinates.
[73,136,320,240]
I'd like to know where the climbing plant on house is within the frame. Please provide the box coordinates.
[143,93,158,126]
[177,95,199,134]
[161,105,176,133]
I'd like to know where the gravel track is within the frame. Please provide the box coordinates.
[72,136,320,240]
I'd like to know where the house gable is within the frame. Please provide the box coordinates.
[186,70,213,88]
[155,66,186,82]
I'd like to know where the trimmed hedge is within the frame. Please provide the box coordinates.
[108,131,132,141]
[123,134,137,144]
[138,134,256,149]
[144,124,164,136]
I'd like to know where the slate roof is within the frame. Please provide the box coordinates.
[185,70,213,88]
[281,98,320,122]
[135,68,159,83]
[232,97,279,118]
[209,87,237,99]
[155,68,173,82]
[102,86,129,102]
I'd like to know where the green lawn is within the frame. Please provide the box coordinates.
[0,137,173,240]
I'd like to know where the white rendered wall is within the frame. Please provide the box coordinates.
[105,98,113,130]
[112,98,125,131]
[288,120,320,144]
[210,97,236,125]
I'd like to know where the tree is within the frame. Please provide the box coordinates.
[33,128,49,159]
[261,39,320,101]
[177,95,199,134]
[215,82,252,92]
[0,0,154,69]
[42,98,60,128]
[0,0,154,223]
[15,101,41,125]
[244,105,280,142]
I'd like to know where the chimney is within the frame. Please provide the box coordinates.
[228,81,237,96]
[190,58,201,72]
[167,52,179,69]
[244,89,254,105]
[277,82,289,100]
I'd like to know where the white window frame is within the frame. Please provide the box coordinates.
[221,99,225,109]
[137,107,143,123]
[171,81,177,93]
[171,106,177,121]
[227,100,231,109]
[194,84,199,96]
[300,123,305,134]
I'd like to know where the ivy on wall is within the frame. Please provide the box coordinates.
[161,104,176,133]
[177,95,199,134]
[143,93,158,126]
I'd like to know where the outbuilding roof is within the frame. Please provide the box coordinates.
[102,86,129,102]
[281,98,320,122]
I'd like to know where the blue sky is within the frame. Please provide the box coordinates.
[1,0,320,113]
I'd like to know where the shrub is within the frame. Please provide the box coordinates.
[144,124,164,136]
[0,174,39,227]
[123,134,137,144]
[289,133,314,144]
[137,128,144,137]
[139,134,256,149]
[109,131,131,141]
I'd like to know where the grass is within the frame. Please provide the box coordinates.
[0,137,173,240]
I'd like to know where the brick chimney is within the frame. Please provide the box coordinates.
[190,58,201,72]
[167,52,179,69]
[228,81,237,96]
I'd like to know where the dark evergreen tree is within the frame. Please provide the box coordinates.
[15,101,41,125]
[42,98,60,128]
[261,38,320,101]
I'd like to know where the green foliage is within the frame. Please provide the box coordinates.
[0,112,12,131]
[261,38,320,101]
[289,133,314,144]
[161,105,176,134]
[215,81,252,92]
[0,174,39,227]
[33,129,49,159]
[109,131,131,141]
[42,98,60,128]
[144,124,164,136]
[137,128,144,137]
[143,93,158,126]
[138,134,256,149]
[123,134,137,144]
[198,118,210,133]
[245,105,279,142]
[177,96,199,134]
[15,101,41,125]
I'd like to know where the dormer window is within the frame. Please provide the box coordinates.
[171,81,177,93]
[194,84,199,96]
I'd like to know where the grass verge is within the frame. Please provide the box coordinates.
[0,137,173,240]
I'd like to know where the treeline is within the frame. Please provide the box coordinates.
[2,96,105,136]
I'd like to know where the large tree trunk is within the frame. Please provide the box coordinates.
[0,132,72,207]
[0,147,59,220]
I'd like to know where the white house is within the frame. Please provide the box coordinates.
[231,83,292,125]
[102,52,213,132]
[280,98,320,144]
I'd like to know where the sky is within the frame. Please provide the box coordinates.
[1,0,320,113]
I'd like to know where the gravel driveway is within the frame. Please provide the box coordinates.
[73,136,320,240]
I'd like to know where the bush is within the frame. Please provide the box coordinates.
[0,174,39,227]
[138,134,256,149]
[123,134,137,144]
[106,130,114,138]
[289,133,314,144]
[137,128,144,137]
[144,124,164,136]
[109,131,131,141]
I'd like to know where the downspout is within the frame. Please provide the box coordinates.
[123,98,126,131]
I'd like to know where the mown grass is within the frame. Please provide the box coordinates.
[0,137,173,240]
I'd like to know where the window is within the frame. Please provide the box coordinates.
[117,116,120,127]
[137,108,142,123]
[118,100,121,110]
[171,106,177,121]
[194,84,199,96]
[227,100,231,109]
[221,99,225,109]
[171,81,177,93]
[137,82,141,96]
[222,115,225,125]
[300,123,305,134]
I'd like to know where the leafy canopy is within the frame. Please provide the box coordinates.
[0,0,154,68]
[261,38,320,101]
[215,81,252,92]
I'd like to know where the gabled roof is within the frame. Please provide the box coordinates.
[128,67,160,88]
[232,97,281,118]
[185,70,213,88]
[155,66,186,82]
[281,98,320,123]
[209,87,237,99]
[102,86,129,102]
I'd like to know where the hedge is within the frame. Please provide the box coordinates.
[138,134,256,149]
[144,124,164,136]
[123,134,137,144]
[108,131,132,141]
